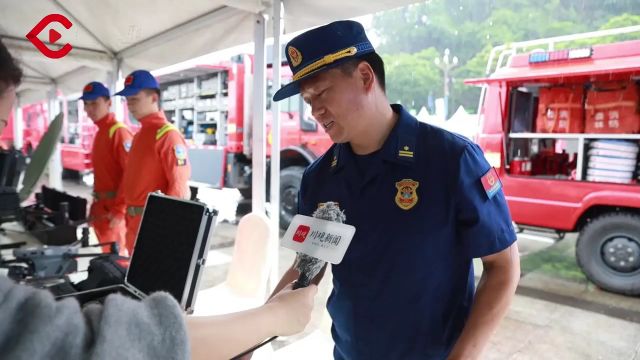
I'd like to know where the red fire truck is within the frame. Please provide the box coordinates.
[1,97,138,174]
[155,54,332,228]
[466,27,640,295]
[0,103,47,155]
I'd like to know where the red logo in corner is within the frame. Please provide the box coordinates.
[26,14,73,59]
[293,225,310,243]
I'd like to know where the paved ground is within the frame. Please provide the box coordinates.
[199,233,640,360]
[2,179,639,359]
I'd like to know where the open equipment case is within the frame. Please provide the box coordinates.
[56,193,217,313]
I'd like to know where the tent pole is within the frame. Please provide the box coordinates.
[251,13,267,215]
[268,0,283,293]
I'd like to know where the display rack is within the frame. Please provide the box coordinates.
[508,133,640,181]
[160,69,229,145]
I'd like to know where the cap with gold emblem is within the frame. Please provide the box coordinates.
[273,20,375,102]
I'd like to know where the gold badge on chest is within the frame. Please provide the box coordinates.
[395,179,419,210]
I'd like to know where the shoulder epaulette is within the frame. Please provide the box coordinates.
[108,122,126,138]
[156,123,178,140]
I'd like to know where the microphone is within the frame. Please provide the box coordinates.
[292,202,345,289]
[230,202,352,360]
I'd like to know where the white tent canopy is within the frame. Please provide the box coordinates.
[2,0,419,290]
[1,0,416,102]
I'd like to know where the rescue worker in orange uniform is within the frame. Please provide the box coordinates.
[115,70,191,254]
[81,82,132,255]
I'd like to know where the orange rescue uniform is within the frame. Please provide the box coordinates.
[89,113,133,254]
[121,111,191,253]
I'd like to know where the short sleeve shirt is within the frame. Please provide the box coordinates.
[297,104,517,359]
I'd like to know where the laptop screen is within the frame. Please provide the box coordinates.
[127,194,206,303]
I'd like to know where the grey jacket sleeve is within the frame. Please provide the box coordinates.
[0,276,189,360]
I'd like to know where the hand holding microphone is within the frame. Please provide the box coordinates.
[231,202,354,359]
[292,201,347,289]
[266,282,318,336]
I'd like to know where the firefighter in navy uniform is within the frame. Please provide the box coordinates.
[267,20,521,360]
[80,82,132,255]
[116,70,191,255]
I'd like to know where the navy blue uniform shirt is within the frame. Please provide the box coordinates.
[297,105,517,359]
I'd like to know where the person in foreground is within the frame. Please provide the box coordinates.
[267,20,521,359]
[0,39,318,360]
[0,41,19,135]
[0,276,316,360]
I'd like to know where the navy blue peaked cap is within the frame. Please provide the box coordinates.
[273,20,375,101]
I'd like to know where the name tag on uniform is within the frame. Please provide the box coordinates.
[281,215,356,264]
[480,167,502,199]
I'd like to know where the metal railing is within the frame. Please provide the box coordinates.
[485,25,640,76]
[474,25,640,123]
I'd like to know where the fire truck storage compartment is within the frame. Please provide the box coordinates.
[536,85,585,133]
[508,89,538,133]
[586,140,638,183]
[508,138,577,179]
[161,69,228,146]
[506,79,640,184]
[585,81,640,134]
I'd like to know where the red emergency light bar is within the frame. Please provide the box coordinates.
[529,47,593,64]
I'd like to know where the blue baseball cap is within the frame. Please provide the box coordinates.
[273,20,375,102]
[115,70,159,97]
[79,81,110,100]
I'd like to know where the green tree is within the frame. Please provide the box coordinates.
[382,48,442,111]
[453,45,493,111]
[563,13,640,47]
[373,0,640,113]
[601,13,640,29]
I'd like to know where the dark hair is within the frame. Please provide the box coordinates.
[143,88,161,98]
[337,52,386,92]
[141,88,162,105]
[0,39,23,95]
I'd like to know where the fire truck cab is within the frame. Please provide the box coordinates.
[466,27,640,296]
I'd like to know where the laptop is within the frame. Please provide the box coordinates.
[57,193,217,314]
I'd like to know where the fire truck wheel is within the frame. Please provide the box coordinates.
[279,166,305,230]
[576,212,640,296]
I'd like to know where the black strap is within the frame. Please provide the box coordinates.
[230,336,278,359]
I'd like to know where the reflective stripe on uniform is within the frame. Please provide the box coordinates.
[92,191,117,200]
[156,124,178,140]
[126,206,145,216]
[109,122,126,138]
